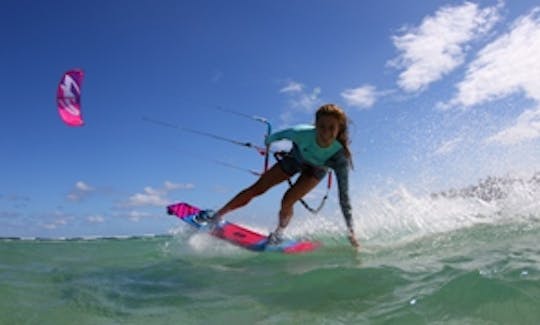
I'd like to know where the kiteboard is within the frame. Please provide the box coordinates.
[167,202,320,254]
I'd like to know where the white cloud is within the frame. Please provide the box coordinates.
[67,181,95,201]
[341,85,377,109]
[280,81,304,93]
[126,187,168,207]
[124,181,194,207]
[87,215,105,223]
[126,210,152,222]
[76,181,93,191]
[439,7,540,145]
[280,80,322,112]
[390,2,500,92]
[445,7,540,108]
[278,111,294,125]
[43,223,57,230]
[164,181,194,191]
[486,105,540,145]
[42,217,69,230]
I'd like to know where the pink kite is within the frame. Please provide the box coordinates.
[57,69,84,126]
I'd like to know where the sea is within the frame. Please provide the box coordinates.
[1,176,539,325]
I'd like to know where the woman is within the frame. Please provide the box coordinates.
[203,104,359,249]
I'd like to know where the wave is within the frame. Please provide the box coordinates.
[247,171,540,256]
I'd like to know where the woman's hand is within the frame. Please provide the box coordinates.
[347,229,360,251]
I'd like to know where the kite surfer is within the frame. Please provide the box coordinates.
[200,104,360,250]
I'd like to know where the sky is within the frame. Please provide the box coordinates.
[1,0,540,238]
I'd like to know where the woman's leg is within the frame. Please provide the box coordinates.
[277,173,322,229]
[215,163,290,218]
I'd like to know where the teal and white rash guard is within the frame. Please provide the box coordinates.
[265,124,354,229]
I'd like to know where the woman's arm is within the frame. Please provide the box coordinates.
[329,153,360,250]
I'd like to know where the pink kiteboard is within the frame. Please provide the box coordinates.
[167,202,320,254]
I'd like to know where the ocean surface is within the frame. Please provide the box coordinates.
[1,178,540,324]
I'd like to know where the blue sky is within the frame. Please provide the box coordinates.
[1,0,540,238]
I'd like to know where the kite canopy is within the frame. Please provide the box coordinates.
[57,69,84,126]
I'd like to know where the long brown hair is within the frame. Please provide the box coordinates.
[315,104,353,168]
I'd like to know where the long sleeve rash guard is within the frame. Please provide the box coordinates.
[266,124,353,229]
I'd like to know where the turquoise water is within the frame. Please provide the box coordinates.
[2,177,540,324]
[1,220,539,325]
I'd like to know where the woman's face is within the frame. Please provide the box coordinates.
[316,115,340,147]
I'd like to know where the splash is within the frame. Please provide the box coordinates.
[352,172,540,246]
